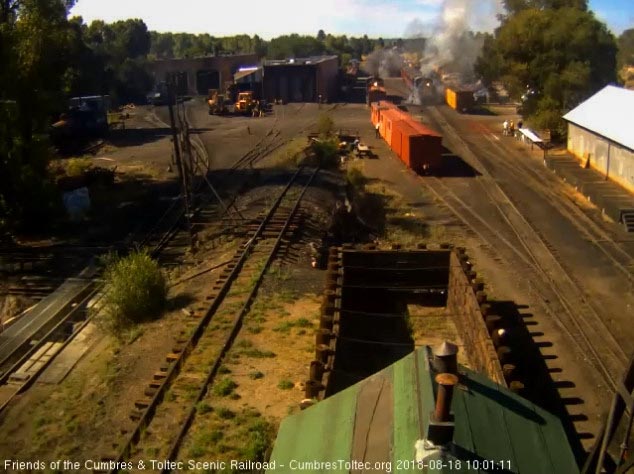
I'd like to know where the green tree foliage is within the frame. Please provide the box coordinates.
[476,5,616,138]
[618,28,634,67]
[501,0,587,18]
[147,31,377,61]
[0,0,76,232]
[267,34,325,59]
[73,18,153,103]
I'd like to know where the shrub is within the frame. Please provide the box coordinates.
[214,378,238,397]
[216,407,235,419]
[347,167,366,191]
[317,113,334,137]
[277,379,294,390]
[311,138,340,168]
[240,419,275,461]
[100,250,167,336]
[196,402,213,415]
[65,157,93,177]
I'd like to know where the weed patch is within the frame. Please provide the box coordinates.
[277,379,294,390]
[213,378,238,397]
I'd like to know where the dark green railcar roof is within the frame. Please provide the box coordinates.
[267,348,579,474]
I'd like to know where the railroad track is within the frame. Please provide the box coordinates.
[103,167,318,473]
[475,131,634,284]
[424,106,629,397]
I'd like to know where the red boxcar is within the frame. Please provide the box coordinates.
[370,101,442,173]
[399,122,443,172]
[380,109,409,148]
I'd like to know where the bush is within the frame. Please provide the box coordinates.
[100,250,167,336]
[249,371,265,380]
[214,378,238,397]
[311,138,340,168]
[317,113,334,137]
[277,379,294,390]
[347,167,366,191]
[216,407,235,419]
[65,157,93,177]
[240,419,275,461]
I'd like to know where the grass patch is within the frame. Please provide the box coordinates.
[241,348,276,359]
[277,379,294,390]
[247,325,262,334]
[196,402,213,415]
[347,166,366,191]
[236,339,253,349]
[213,378,238,397]
[239,418,276,461]
[216,407,235,420]
[218,365,232,374]
[64,157,93,177]
[274,318,313,334]
[273,321,294,334]
[249,371,264,380]
[277,289,298,304]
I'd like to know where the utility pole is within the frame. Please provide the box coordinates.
[167,74,191,220]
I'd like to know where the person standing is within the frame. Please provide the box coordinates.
[509,120,515,137]
[503,120,509,136]
[375,122,380,138]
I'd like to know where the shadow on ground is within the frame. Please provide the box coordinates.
[427,146,480,178]
[490,300,589,466]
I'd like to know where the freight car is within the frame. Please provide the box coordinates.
[445,87,475,113]
[370,101,442,173]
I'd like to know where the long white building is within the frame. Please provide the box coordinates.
[563,85,634,193]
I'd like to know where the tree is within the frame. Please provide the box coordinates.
[501,0,587,18]
[475,6,616,138]
[0,0,77,231]
[150,31,174,59]
[267,34,324,59]
[617,28,634,68]
[317,29,326,41]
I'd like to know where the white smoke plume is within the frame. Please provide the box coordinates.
[419,0,503,81]
[365,48,404,79]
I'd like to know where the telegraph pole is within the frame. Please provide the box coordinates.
[167,74,191,219]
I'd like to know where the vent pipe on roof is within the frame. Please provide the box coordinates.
[423,371,458,447]
[431,341,458,375]
[434,373,458,423]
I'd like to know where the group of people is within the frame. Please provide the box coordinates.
[503,119,523,137]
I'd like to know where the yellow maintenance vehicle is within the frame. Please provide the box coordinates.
[207,89,228,115]
[235,91,256,115]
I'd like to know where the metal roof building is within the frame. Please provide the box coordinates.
[267,347,580,474]
[563,85,634,193]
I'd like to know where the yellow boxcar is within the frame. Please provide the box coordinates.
[446,88,458,110]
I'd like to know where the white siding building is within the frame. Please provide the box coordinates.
[563,85,634,193]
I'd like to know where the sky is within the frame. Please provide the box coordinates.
[69,0,633,38]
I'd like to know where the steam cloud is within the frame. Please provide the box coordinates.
[365,48,404,79]
[418,0,503,81]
